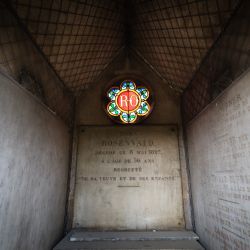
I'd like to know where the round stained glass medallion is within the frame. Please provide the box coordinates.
[104,79,153,124]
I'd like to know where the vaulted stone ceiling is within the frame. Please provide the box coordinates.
[9,0,240,93]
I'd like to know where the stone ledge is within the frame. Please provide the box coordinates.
[54,230,204,250]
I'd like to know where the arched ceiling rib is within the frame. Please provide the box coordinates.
[9,0,240,93]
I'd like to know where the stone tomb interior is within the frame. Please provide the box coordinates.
[0,1,250,250]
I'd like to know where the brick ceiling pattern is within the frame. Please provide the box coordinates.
[0,2,73,124]
[10,0,125,92]
[131,0,240,91]
[182,0,250,123]
[9,0,240,93]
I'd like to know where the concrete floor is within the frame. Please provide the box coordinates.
[54,231,204,250]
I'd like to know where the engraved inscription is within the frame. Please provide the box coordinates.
[73,126,184,229]
[187,72,250,250]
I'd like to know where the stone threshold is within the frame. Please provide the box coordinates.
[69,230,199,242]
[54,230,205,250]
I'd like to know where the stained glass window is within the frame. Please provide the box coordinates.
[105,79,153,124]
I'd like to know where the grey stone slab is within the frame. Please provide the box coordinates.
[74,126,184,230]
[187,69,250,249]
[54,239,204,250]
[69,230,199,242]
[0,72,70,249]
[54,231,204,250]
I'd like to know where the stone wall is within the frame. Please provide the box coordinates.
[0,3,73,124]
[186,69,250,249]
[70,51,193,230]
[0,72,70,250]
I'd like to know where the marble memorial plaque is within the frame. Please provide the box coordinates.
[73,126,184,229]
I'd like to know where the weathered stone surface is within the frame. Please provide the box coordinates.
[69,230,199,241]
[0,73,70,250]
[54,230,204,250]
[54,240,204,250]
[187,69,250,249]
[73,126,184,230]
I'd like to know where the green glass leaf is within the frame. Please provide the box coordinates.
[107,88,120,101]
[137,101,149,115]
[121,81,136,90]
[136,87,149,100]
[128,112,137,122]
[107,102,120,116]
